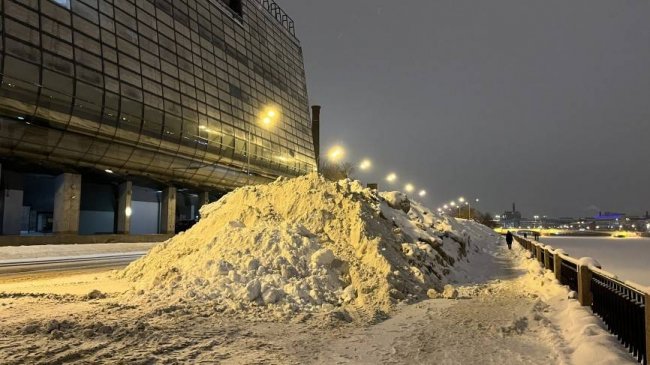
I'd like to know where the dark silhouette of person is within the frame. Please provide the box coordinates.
[523,232,528,239]
[506,231,514,250]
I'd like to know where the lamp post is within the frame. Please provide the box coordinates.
[467,198,479,220]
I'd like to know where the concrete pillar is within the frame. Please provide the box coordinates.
[53,173,81,234]
[554,253,562,281]
[0,169,25,235]
[577,264,592,306]
[117,181,133,234]
[543,249,551,270]
[160,187,176,234]
[198,191,210,208]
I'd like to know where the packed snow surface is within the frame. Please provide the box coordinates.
[120,173,493,319]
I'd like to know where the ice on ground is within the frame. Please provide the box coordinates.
[119,173,496,320]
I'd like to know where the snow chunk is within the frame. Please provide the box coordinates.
[380,191,411,213]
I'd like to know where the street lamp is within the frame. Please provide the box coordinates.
[327,145,345,162]
[418,190,426,197]
[386,173,397,183]
[359,159,372,171]
[467,198,479,220]
[405,184,414,193]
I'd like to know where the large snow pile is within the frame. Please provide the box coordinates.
[119,173,492,319]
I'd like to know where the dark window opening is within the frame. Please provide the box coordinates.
[228,0,243,17]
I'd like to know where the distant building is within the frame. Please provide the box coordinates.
[500,203,522,228]
[0,0,316,236]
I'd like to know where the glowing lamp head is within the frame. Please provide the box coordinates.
[418,190,426,197]
[450,202,456,207]
[359,159,372,170]
[327,145,345,162]
[459,197,465,203]
[386,173,397,183]
[404,184,414,193]
[443,204,449,209]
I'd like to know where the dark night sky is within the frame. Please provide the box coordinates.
[279,0,650,218]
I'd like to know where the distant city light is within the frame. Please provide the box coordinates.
[404,184,414,193]
[443,204,449,209]
[418,190,427,197]
[359,159,372,170]
[327,145,345,161]
[386,173,397,183]
[450,201,456,207]
[459,197,465,203]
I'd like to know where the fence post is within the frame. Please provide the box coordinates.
[577,264,592,306]
[646,292,649,365]
[536,244,543,262]
[554,253,562,281]
[544,249,551,270]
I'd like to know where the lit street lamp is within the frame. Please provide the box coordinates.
[327,145,345,162]
[386,173,397,183]
[359,159,372,171]
[405,184,414,193]
[419,190,426,197]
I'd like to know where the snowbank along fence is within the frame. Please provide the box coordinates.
[514,236,649,365]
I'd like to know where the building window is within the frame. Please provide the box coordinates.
[228,0,243,17]
[51,0,70,9]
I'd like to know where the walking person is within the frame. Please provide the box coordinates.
[505,231,514,250]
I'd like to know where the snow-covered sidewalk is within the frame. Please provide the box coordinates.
[314,236,636,365]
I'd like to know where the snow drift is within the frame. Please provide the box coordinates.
[119,173,494,319]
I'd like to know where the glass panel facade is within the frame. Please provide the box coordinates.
[0,0,316,191]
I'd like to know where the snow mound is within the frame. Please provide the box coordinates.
[119,173,485,319]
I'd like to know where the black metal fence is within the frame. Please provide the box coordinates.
[560,259,578,292]
[591,273,647,364]
[513,235,648,365]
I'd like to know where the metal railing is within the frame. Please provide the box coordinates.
[592,271,646,364]
[514,235,648,365]
[560,259,578,292]
[259,0,296,36]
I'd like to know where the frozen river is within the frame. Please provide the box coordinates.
[541,236,650,287]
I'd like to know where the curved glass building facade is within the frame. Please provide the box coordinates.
[0,0,316,192]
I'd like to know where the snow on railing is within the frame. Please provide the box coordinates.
[514,235,649,365]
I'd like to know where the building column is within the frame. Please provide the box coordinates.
[160,187,176,234]
[0,168,24,235]
[117,181,133,234]
[53,173,81,234]
[198,191,210,208]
